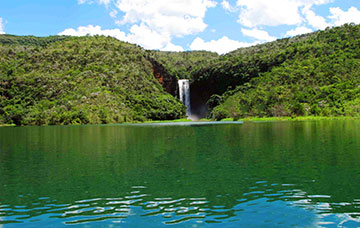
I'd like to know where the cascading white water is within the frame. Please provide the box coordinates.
[178,79,191,117]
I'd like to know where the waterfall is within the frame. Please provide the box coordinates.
[178,79,191,117]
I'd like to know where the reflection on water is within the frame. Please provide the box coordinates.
[0,121,360,227]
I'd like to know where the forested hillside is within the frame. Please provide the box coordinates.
[0,35,186,125]
[149,50,218,79]
[1,24,360,125]
[191,24,360,120]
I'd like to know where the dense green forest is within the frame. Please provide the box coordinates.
[205,24,360,120]
[0,35,186,125]
[1,24,360,125]
[149,50,218,79]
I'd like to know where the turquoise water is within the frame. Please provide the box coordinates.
[0,120,360,227]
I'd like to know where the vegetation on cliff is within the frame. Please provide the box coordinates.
[1,24,360,125]
[0,35,185,125]
[192,24,360,120]
[149,50,218,79]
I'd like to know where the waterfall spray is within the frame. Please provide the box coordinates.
[178,79,191,117]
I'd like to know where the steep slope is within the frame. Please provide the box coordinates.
[0,36,185,125]
[189,32,317,117]
[1,24,360,125]
[207,24,360,119]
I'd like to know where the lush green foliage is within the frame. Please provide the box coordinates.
[190,34,314,98]
[0,34,69,46]
[205,24,360,120]
[1,24,360,125]
[0,35,185,125]
[149,50,218,79]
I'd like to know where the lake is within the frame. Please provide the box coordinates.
[0,120,360,227]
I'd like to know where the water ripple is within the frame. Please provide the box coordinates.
[1,183,360,226]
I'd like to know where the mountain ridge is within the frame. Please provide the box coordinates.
[1,23,360,125]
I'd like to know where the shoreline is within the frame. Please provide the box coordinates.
[221,116,360,122]
[139,116,360,124]
[1,116,360,127]
[0,124,16,127]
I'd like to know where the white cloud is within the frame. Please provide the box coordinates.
[329,6,360,26]
[190,36,258,54]
[74,0,216,50]
[236,0,303,27]
[302,7,329,29]
[161,42,184,52]
[241,28,276,42]
[71,0,355,52]
[221,0,236,12]
[99,0,111,5]
[58,24,183,51]
[0,18,4,35]
[109,9,118,18]
[58,25,126,40]
[285,26,313,37]
[78,0,111,6]
[101,0,217,50]
[236,0,333,28]
[126,23,170,50]
[313,0,333,4]
[115,0,217,37]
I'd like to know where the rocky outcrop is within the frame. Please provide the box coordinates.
[149,58,178,97]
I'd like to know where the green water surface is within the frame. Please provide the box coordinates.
[0,120,360,227]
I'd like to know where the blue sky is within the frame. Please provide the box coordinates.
[0,0,359,54]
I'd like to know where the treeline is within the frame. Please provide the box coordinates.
[190,24,360,120]
[149,50,218,79]
[0,35,185,125]
[1,24,360,125]
[0,34,69,46]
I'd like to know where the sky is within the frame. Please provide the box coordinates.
[0,0,359,54]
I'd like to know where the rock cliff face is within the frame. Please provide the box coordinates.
[149,58,213,119]
[190,80,212,119]
[149,58,178,97]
